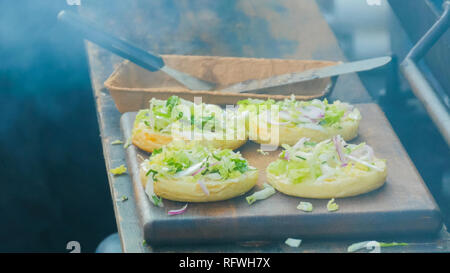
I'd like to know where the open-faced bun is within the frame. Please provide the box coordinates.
[140,141,257,202]
[140,167,258,202]
[267,159,386,198]
[266,135,387,199]
[132,96,247,153]
[132,122,247,152]
[251,115,360,145]
[237,97,361,146]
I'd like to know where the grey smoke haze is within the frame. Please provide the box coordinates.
[0,0,115,252]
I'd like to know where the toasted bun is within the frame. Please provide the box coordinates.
[267,159,387,199]
[140,168,258,202]
[249,110,360,146]
[132,123,173,153]
[132,122,247,153]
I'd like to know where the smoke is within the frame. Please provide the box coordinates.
[0,0,297,251]
[0,1,115,252]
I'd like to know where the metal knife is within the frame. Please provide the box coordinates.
[58,10,216,91]
[220,56,392,93]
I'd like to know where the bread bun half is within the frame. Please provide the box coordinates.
[237,97,361,146]
[267,159,386,199]
[132,96,248,153]
[140,141,258,202]
[250,115,360,146]
[132,122,247,153]
[266,136,387,199]
[140,167,258,202]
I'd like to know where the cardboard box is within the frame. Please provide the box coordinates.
[104,54,338,113]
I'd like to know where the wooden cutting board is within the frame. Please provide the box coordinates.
[120,103,442,246]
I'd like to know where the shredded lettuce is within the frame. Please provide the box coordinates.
[144,176,164,207]
[327,198,339,212]
[141,140,255,182]
[246,183,276,205]
[297,201,313,212]
[319,104,345,126]
[123,137,132,149]
[111,139,124,145]
[347,241,378,253]
[379,242,409,247]
[110,164,127,176]
[166,95,181,112]
[285,238,302,248]
[267,136,384,184]
[237,98,276,114]
[268,155,318,184]
[236,96,360,129]
[134,96,245,140]
[348,241,408,253]
[134,109,150,127]
[257,149,269,155]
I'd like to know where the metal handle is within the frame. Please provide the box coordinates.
[58,10,165,72]
[400,1,450,146]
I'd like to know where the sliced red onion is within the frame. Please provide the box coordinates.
[168,204,188,216]
[351,145,374,161]
[333,135,347,164]
[284,150,290,161]
[174,159,206,177]
[298,106,325,120]
[192,166,206,176]
[346,154,383,172]
[293,137,309,149]
[197,179,210,196]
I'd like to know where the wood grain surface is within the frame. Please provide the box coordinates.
[121,103,442,246]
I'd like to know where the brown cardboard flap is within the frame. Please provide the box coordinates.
[104,55,338,113]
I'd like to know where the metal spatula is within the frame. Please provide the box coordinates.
[59,10,390,94]
[58,10,217,91]
[220,56,392,93]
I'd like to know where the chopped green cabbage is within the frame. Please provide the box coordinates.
[327,198,339,212]
[246,183,276,205]
[110,165,127,176]
[111,139,124,145]
[236,96,360,129]
[267,137,383,184]
[379,242,409,247]
[134,96,244,140]
[123,137,132,149]
[297,201,313,212]
[237,98,276,114]
[142,141,255,182]
[348,241,408,252]
[285,238,302,248]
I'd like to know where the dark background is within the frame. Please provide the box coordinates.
[0,0,448,252]
[0,0,115,252]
